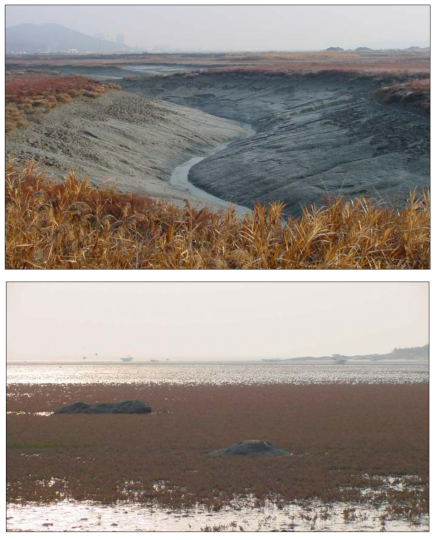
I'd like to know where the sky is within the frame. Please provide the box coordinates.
[5,5,430,51]
[7,282,428,362]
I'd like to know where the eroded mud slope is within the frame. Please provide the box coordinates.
[125,73,430,214]
[5,90,246,208]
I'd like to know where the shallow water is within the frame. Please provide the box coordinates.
[120,64,197,75]
[7,362,428,386]
[6,497,428,532]
[57,64,198,80]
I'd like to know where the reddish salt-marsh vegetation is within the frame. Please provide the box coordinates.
[376,78,430,112]
[7,383,428,523]
[5,73,120,132]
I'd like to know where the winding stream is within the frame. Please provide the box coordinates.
[170,122,255,217]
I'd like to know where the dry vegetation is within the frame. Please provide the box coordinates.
[376,78,430,112]
[5,161,430,269]
[7,382,429,523]
[5,74,120,132]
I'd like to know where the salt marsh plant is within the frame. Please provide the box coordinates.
[7,382,429,522]
[376,78,430,112]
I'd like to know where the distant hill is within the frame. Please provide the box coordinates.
[407,46,430,51]
[355,47,373,52]
[325,47,344,52]
[383,345,429,360]
[261,345,429,364]
[6,23,131,54]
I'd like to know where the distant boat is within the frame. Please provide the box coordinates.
[121,355,134,363]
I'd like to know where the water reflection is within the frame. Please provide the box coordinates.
[7,362,429,386]
[7,497,428,532]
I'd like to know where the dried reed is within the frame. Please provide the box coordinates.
[6,161,429,269]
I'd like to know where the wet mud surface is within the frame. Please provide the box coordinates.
[125,73,430,214]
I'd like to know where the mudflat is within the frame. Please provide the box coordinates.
[127,72,430,214]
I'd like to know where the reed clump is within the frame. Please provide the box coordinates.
[6,161,430,269]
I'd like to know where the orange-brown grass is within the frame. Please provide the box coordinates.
[5,161,430,269]
[376,78,430,112]
[7,383,429,518]
[5,74,120,132]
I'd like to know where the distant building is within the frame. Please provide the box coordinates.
[116,33,125,45]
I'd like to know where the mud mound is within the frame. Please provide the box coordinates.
[53,400,152,414]
[209,440,290,457]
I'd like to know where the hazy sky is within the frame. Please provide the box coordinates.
[5,5,430,51]
[7,283,428,361]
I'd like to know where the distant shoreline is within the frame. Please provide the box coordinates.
[7,360,429,366]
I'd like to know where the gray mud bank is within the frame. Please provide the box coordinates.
[123,72,430,214]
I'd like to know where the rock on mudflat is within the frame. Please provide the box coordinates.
[53,400,152,415]
[209,440,290,457]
